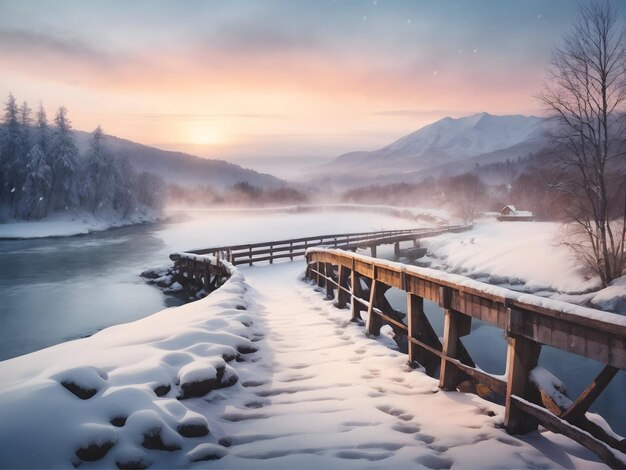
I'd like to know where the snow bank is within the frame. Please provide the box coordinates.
[0,210,158,239]
[0,260,257,468]
[419,222,598,294]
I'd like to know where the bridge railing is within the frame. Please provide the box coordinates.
[305,248,626,468]
[185,225,470,266]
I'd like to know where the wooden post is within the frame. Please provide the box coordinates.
[371,245,377,258]
[325,263,335,300]
[248,246,253,267]
[269,243,274,264]
[290,242,294,261]
[407,293,422,365]
[365,270,387,337]
[394,242,400,257]
[336,265,350,309]
[504,334,542,434]
[439,309,472,390]
[351,270,364,321]
[316,261,323,287]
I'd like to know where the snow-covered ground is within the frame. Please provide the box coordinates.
[0,204,450,240]
[418,221,626,313]
[0,260,611,469]
[0,210,158,239]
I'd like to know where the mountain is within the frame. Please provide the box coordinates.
[73,131,285,189]
[316,113,549,185]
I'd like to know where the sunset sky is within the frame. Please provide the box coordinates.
[1,0,624,159]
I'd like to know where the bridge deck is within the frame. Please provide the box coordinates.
[216,262,606,468]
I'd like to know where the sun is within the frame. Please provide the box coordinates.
[188,124,224,146]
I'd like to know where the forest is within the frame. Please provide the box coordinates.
[0,94,164,222]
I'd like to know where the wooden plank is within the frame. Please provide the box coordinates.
[444,356,507,396]
[562,366,619,421]
[511,396,626,469]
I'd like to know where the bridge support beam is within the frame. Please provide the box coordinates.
[505,336,541,434]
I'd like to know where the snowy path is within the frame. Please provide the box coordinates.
[209,262,605,469]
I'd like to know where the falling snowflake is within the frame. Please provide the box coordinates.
[473,48,478,53]
[373,0,377,5]
[433,70,438,76]
[363,15,367,20]
[38,197,43,201]
[538,14,542,19]
[10,187,15,193]
[406,19,411,24]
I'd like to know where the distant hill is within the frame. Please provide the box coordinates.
[73,131,286,189]
[313,113,550,186]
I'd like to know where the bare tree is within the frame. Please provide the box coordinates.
[446,173,486,224]
[539,0,626,287]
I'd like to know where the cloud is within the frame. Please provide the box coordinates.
[372,109,450,117]
[0,28,118,67]
[117,113,288,121]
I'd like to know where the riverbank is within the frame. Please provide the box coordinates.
[0,260,612,469]
[418,221,626,314]
[0,210,159,240]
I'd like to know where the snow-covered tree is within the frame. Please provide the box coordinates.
[136,171,164,211]
[18,145,52,219]
[49,107,79,212]
[0,93,21,207]
[83,125,117,214]
[35,104,49,154]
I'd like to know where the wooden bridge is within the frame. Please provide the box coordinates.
[169,226,626,468]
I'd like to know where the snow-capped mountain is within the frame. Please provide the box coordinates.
[318,113,549,185]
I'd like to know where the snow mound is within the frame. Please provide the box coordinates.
[0,257,257,468]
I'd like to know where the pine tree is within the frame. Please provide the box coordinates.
[18,145,52,219]
[49,107,79,212]
[0,93,20,206]
[84,125,117,213]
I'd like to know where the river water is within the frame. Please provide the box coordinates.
[0,209,416,361]
[0,209,623,435]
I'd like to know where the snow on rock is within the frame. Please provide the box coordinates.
[164,281,183,293]
[50,365,109,400]
[589,276,626,312]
